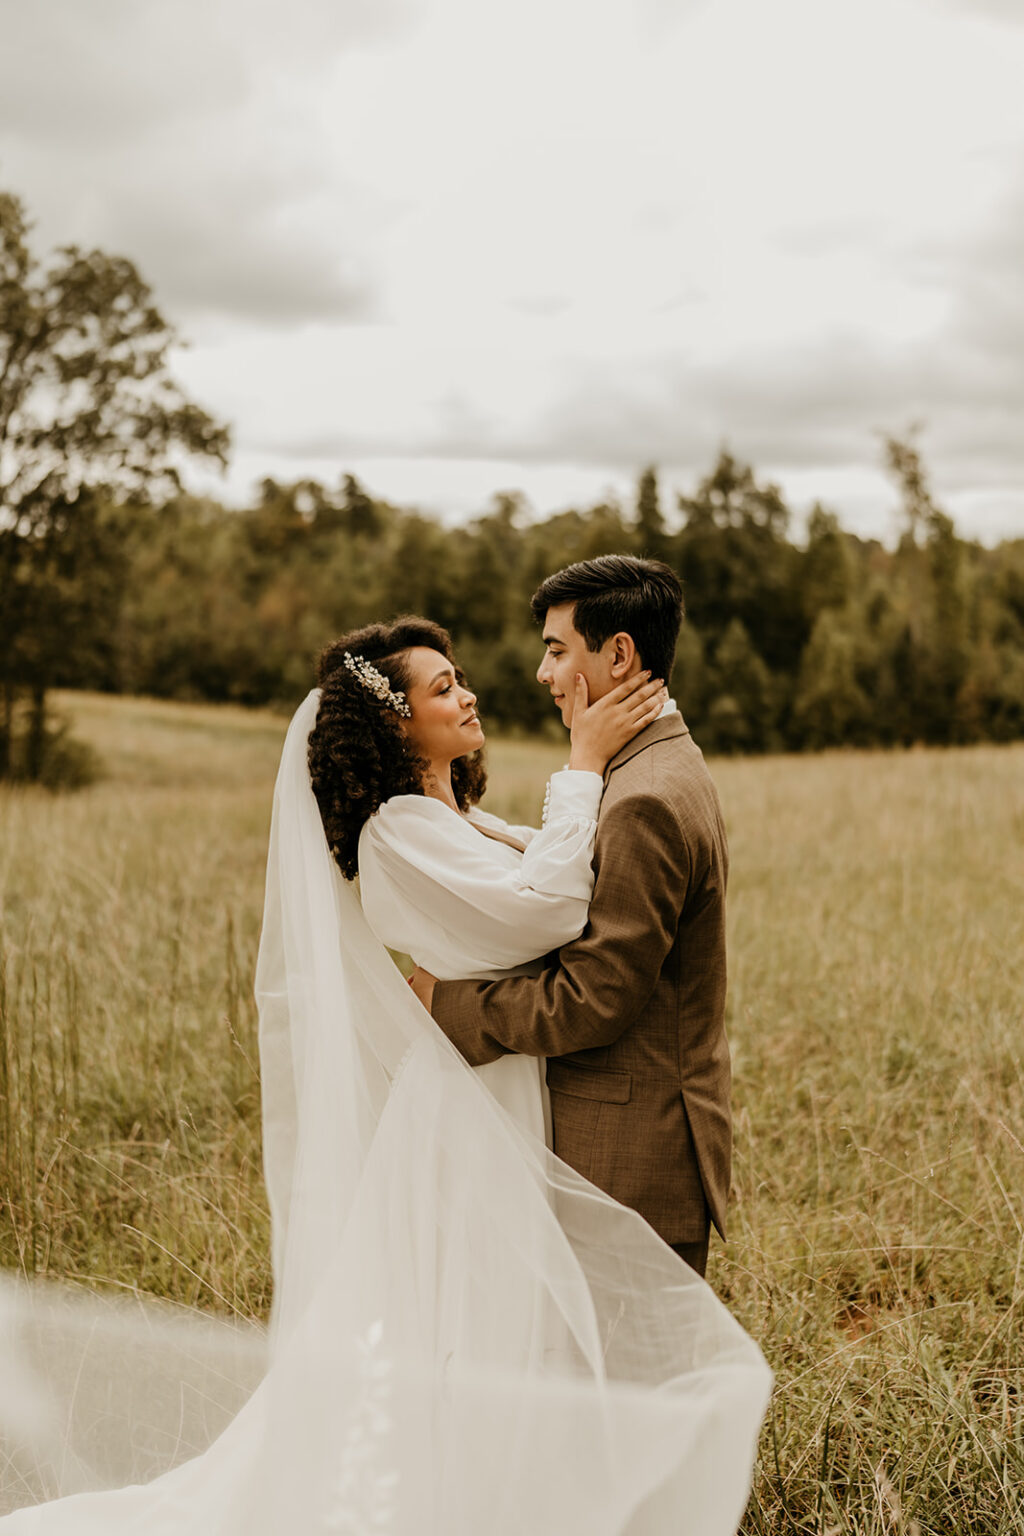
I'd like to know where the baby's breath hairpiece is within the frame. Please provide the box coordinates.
[342,651,412,718]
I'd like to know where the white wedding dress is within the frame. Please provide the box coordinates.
[0,692,771,1535]
[359,767,606,1143]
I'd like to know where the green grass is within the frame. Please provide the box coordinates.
[2,692,1023,1533]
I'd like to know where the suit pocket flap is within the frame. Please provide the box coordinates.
[546,1062,632,1104]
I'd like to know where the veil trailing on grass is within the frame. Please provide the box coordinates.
[0,690,771,1534]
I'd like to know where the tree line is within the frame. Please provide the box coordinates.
[35,444,1024,756]
[2,187,1023,782]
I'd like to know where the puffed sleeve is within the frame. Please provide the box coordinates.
[357,772,603,975]
[511,769,603,900]
[467,768,601,853]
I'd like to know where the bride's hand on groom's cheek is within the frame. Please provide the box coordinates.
[568,670,666,774]
[409,965,437,1014]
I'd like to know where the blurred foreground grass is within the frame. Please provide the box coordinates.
[1,691,1022,1534]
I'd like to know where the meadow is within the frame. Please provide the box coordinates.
[1,691,1022,1534]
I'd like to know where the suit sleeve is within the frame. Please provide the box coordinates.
[432,792,690,1063]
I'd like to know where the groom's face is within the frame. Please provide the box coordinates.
[536,603,617,728]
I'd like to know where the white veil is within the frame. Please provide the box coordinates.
[0,691,771,1535]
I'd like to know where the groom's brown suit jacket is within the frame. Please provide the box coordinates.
[433,713,732,1245]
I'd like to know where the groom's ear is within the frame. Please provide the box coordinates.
[607,632,637,677]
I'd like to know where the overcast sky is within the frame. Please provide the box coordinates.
[1,0,1022,542]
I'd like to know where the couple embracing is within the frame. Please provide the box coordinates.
[320,554,730,1281]
[1,555,769,1536]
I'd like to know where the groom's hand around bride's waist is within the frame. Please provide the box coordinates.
[409,965,437,1015]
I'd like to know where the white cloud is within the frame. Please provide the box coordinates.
[1,0,1023,541]
[936,0,1024,23]
[0,0,414,322]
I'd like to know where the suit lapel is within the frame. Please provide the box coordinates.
[603,712,689,783]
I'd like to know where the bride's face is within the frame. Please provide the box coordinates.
[401,647,484,763]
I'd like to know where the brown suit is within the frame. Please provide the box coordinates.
[433,713,732,1246]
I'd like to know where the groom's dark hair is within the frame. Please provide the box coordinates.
[531,555,683,682]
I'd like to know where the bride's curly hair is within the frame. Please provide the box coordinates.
[308,615,487,881]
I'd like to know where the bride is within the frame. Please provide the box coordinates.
[0,616,771,1535]
[310,614,667,1143]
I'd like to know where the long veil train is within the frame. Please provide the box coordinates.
[0,692,771,1534]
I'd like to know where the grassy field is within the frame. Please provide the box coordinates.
[1,691,1022,1534]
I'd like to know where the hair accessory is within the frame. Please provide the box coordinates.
[343,652,412,718]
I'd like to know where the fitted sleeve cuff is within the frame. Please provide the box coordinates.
[541,769,604,827]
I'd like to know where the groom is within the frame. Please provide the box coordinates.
[412,554,731,1277]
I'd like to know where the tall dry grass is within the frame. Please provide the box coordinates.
[714,746,1024,1534]
[1,692,1022,1533]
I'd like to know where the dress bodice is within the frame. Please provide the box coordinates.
[357,771,603,1144]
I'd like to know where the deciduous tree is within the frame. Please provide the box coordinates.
[0,189,229,780]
